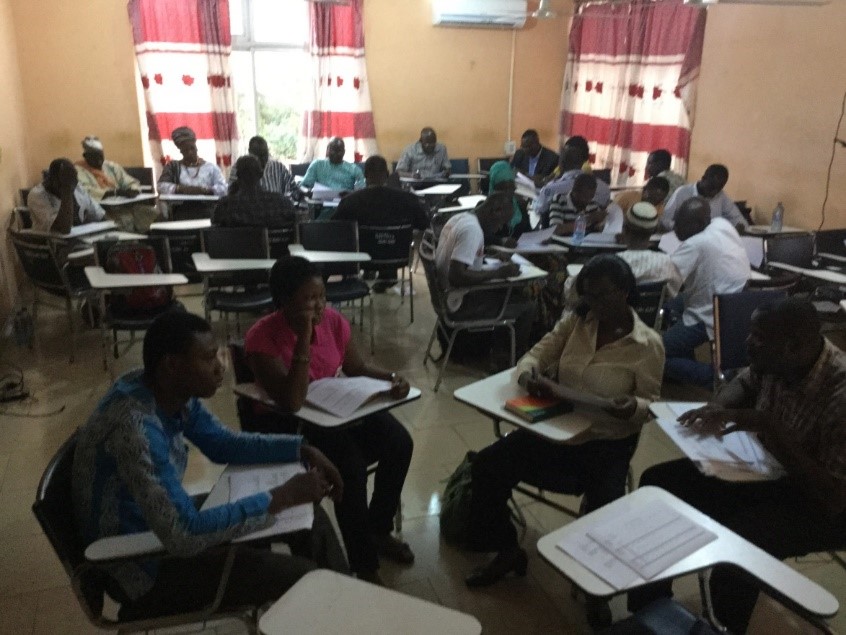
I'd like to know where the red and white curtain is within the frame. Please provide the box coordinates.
[299,0,378,163]
[559,0,706,186]
[128,0,238,175]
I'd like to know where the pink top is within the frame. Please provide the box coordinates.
[245,307,352,381]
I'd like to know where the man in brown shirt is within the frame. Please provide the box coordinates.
[628,298,846,633]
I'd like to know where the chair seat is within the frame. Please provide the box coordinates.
[325,279,370,303]
[207,289,273,313]
[107,300,183,330]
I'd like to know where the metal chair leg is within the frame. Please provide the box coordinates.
[65,296,76,363]
[424,324,439,365]
[698,569,729,632]
[434,330,459,392]
[409,268,414,323]
[369,296,375,355]
[507,323,516,367]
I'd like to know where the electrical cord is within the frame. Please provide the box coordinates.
[819,88,846,231]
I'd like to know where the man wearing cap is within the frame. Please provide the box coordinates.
[75,136,158,232]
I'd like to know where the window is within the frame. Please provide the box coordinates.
[230,0,310,161]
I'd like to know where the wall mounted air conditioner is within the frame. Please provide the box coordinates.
[432,0,529,29]
[684,0,829,6]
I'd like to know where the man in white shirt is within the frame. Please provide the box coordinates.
[663,197,750,386]
[435,192,537,357]
[660,164,748,232]
[536,137,610,226]
[28,158,106,234]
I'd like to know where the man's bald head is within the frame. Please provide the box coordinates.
[674,196,711,241]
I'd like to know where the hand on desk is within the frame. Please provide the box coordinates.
[602,395,637,420]
[268,471,331,512]
[389,375,410,399]
[175,185,212,195]
[677,403,763,437]
[498,262,521,278]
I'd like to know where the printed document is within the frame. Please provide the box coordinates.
[306,376,393,419]
[516,227,557,247]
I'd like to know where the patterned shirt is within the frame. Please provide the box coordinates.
[72,370,302,600]
[28,183,106,232]
[546,192,601,230]
[75,160,141,201]
[157,160,228,197]
[213,191,297,228]
[536,169,611,223]
[396,142,450,178]
[731,340,846,481]
[300,159,364,191]
[229,158,295,199]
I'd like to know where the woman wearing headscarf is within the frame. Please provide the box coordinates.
[158,126,227,219]
[487,161,531,246]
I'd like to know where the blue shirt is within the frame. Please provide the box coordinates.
[301,159,364,191]
[72,370,302,600]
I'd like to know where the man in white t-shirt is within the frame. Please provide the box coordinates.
[435,193,537,357]
[663,197,750,386]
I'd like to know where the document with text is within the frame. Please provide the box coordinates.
[225,464,314,538]
[306,376,393,419]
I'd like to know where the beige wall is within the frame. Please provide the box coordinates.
[364,0,569,169]
[690,2,846,229]
[10,0,144,179]
[0,0,29,315]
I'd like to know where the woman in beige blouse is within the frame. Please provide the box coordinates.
[464,255,665,590]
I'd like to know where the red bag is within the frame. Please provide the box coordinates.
[105,242,172,311]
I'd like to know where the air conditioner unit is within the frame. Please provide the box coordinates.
[684,0,829,6]
[432,0,529,29]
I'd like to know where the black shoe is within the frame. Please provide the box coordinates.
[465,548,528,588]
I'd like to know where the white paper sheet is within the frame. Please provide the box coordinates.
[65,220,117,237]
[227,464,314,537]
[516,227,557,247]
[586,499,717,580]
[414,184,461,196]
[305,376,392,419]
[557,531,641,590]
[310,183,342,201]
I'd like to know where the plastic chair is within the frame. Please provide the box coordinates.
[200,227,273,339]
[268,224,298,259]
[148,226,203,279]
[32,431,260,634]
[8,229,95,363]
[124,166,154,189]
[419,230,516,392]
[358,224,415,323]
[764,233,815,269]
[448,158,471,196]
[299,220,373,353]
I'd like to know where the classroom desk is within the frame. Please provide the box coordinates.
[258,570,481,635]
[149,218,212,231]
[744,225,807,236]
[413,183,462,196]
[193,252,275,273]
[437,194,486,214]
[234,381,421,429]
[84,266,188,289]
[449,173,485,180]
[564,263,771,281]
[769,261,846,284]
[60,220,118,238]
[159,194,221,203]
[288,244,372,264]
[552,234,627,251]
[819,251,846,265]
[99,193,158,207]
[536,486,840,620]
[453,368,593,443]
[491,243,569,256]
[79,231,147,245]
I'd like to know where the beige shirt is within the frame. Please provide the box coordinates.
[516,309,665,441]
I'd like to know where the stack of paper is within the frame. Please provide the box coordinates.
[557,499,717,589]
[306,376,393,418]
[516,227,557,247]
[310,183,342,201]
[657,402,784,480]
[515,173,539,200]
[226,464,314,538]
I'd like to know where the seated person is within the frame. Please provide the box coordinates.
[244,257,414,585]
[334,155,430,290]
[158,126,228,219]
[213,155,297,228]
[75,135,159,232]
[536,136,610,223]
[609,176,671,231]
[661,164,748,232]
[464,255,664,588]
[72,310,346,619]
[664,197,750,387]
[645,149,685,201]
[629,298,846,635]
[229,135,297,201]
[435,193,537,358]
[510,129,559,187]
[565,202,682,307]
[300,137,365,193]
[29,158,105,234]
[546,173,606,236]
[487,161,531,245]
[396,127,450,179]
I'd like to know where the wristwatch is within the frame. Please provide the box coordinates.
[389,372,397,382]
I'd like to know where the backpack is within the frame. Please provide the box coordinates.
[105,241,172,312]
[439,451,476,547]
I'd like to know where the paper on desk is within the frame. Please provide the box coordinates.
[227,464,314,536]
[586,499,717,580]
[557,531,641,590]
[65,220,117,237]
[311,183,342,201]
[306,376,393,419]
[414,184,461,196]
[516,227,557,247]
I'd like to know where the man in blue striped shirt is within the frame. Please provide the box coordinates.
[72,311,345,618]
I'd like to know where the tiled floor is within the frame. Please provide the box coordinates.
[0,274,843,634]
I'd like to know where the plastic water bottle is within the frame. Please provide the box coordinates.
[770,202,784,233]
[572,212,587,245]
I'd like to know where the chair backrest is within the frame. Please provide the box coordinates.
[633,281,667,330]
[9,230,70,296]
[478,157,508,193]
[124,166,154,188]
[418,230,449,320]
[815,228,846,257]
[268,224,298,259]
[202,227,269,259]
[32,430,105,620]
[764,233,815,269]
[358,224,413,271]
[289,162,310,178]
[299,220,360,277]
[593,168,611,185]
[148,228,202,275]
[14,207,32,229]
[713,289,788,377]
[449,158,470,175]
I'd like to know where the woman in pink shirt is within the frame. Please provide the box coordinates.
[244,256,414,585]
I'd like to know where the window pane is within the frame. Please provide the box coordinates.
[254,49,310,161]
[229,0,245,37]
[252,0,308,45]
[231,50,257,158]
